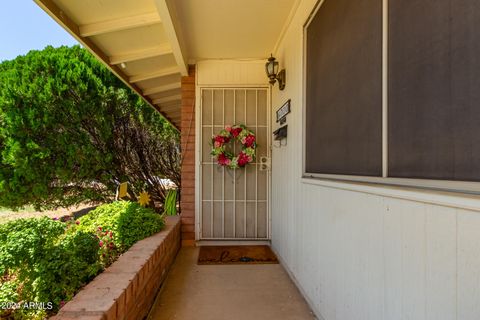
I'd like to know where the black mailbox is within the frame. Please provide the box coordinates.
[273,125,288,141]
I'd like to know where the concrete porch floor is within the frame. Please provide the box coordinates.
[148,247,316,320]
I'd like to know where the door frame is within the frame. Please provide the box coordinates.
[195,85,272,241]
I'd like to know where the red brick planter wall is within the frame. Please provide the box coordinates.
[180,66,196,246]
[53,216,181,320]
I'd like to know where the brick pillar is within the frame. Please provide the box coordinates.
[180,65,196,246]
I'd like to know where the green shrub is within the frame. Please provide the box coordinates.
[0,217,100,315]
[0,217,65,283]
[33,231,101,306]
[0,201,164,319]
[0,278,19,306]
[77,201,164,250]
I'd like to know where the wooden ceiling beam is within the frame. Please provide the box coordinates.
[153,94,181,105]
[159,100,181,108]
[149,88,181,100]
[79,12,161,37]
[143,82,181,96]
[154,0,188,76]
[168,113,181,119]
[110,44,172,65]
[160,104,181,111]
[161,111,180,119]
[129,66,179,83]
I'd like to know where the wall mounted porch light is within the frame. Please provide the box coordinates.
[265,54,286,90]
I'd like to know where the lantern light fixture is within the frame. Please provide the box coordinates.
[265,54,286,90]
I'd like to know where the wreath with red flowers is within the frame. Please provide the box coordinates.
[211,124,256,169]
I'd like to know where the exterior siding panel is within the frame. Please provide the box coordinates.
[271,0,480,319]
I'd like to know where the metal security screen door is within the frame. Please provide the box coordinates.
[200,88,270,240]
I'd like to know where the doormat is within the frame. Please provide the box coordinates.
[197,245,279,265]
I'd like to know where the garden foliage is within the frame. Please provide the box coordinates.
[0,201,164,318]
[77,201,165,250]
[0,45,180,210]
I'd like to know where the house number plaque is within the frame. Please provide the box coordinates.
[276,99,291,125]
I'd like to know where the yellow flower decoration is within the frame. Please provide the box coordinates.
[138,191,151,207]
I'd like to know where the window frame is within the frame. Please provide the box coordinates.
[301,0,480,195]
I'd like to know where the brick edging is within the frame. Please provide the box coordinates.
[52,216,181,320]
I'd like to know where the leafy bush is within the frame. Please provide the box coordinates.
[34,231,101,306]
[0,217,65,277]
[0,45,180,211]
[0,217,100,317]
[77,201,164,250]
[0,201,164,319]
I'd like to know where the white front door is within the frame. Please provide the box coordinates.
[199,88,270,240]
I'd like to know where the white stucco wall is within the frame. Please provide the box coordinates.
[270,0,480,319]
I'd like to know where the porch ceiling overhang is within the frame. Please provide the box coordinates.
[35,0,299,130]
[172,0,299,60]
[34,0,188,129]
